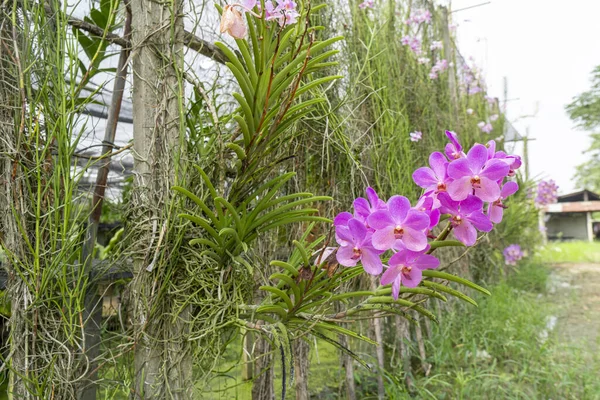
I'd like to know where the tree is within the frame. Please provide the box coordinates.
[566,66,600,190]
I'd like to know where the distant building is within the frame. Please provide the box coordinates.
[544,189,600,241]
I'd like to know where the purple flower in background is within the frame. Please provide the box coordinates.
[535,180,559,206]
[336,218,383,275]
[368,196,430,251]
[405,9,431,25]
[381,249,439,299]
[468,86,482,95]
[447,144,510,201]
[478,122,493,133]
[438,193,493,246]
[429,59,448,79]
[359,0,375,9]
[503,244,523,266]
[444,130,466,160]
[486,96,497,105]
[490,114,499,122]
[410,131,423,142]
[401,36,422,54]
[242,0,258,9]
[488,181,519,223]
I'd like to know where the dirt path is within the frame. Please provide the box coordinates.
[549,263,600,351]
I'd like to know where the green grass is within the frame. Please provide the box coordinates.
[537,241,600,263]
[381,261,600,399]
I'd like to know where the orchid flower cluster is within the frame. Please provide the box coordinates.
[535,180,559,206]
[219,0,300,39]
[503,244,524,266]
[333,131,522,299]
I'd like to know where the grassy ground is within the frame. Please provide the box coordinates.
[385,261,600,399]
[536,240,600,263]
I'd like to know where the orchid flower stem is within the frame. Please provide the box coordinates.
[427,221,453,254]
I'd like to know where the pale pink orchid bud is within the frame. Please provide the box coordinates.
[220,5,247,39]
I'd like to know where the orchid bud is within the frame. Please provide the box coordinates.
[220,5,247,39]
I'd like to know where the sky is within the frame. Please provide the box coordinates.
[450,0,600,194]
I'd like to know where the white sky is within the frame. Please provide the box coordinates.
[451,0,600,194]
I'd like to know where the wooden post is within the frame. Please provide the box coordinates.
[523,132,530,181]
[129,0,188,395]
[441,6,458,117]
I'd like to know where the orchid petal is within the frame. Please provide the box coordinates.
[467,211,493,232]
[401,267,423,288]
[353,197,371,219]
[398,227,428,252]
[414,254,440,270]
[334,212,353,227]
[381,265,401,285]
[361,248,383,275]
[392,277,401,300]
[453,221,477,246]
[447,176,473,201]
[480,159,510,181]
[467,144,488,173]
[488,203,504,224]
[500,181,519,198]
[372,227,396,251]
[388,195,411,222]
[404,210,430,231]
[430,152,448,180]
[460,195,483,214]
[336,246,359,267]
[447,158,472,179]
[413,167,438,189]
[367,210,394,230]
[474,176,501,202]
[347,218,367,243]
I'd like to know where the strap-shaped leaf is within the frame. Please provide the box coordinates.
[193,165,218,200]
[271,260,300,277]
[271,36,344,92]
[234,38,258,87]
[421,281,477,307]
[172,186,218,226]
[256,304,288,319]
[232,93,256,140]
[295,75,343,97]
[423,270,491,296]
[429,240,466,250]
[367,296,438,322]
[179,214,222,244]
[260,286,294,311]
[270,273,301,300]
[188,238,220,250]
[375,287,448,302]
